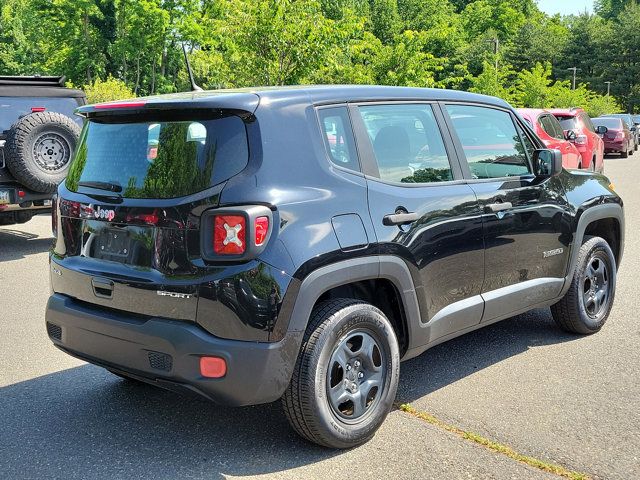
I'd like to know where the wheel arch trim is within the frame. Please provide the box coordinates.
[286,256,422,351]
[562,202,624,295]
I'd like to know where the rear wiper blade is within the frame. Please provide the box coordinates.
[78,181,123,193]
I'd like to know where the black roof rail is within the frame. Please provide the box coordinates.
[0,75,66,87]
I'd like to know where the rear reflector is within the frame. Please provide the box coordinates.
[254,216,269,246]
[214,215,246,255]
[200,357,227,378]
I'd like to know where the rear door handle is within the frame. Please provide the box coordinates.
[383,212,419,226]
[486,201,513,213]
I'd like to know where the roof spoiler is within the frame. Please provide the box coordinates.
[0,75,66,87]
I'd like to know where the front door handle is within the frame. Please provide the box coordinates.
[383,212,419,226]
[486,201,513,213]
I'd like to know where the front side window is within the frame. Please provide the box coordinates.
[357,104,453,183]
[318,107,359,172]
[66,114,248,199]
[446,104,531,179]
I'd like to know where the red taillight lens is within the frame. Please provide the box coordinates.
[31,106,46,113]
[614,132,624,140]
[254,216,269,246]
[200,356,227,378]
[214,215,246,255]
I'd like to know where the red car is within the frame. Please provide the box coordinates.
[549,108,605,172]
[591,117,634,158]
[518,108,582,169]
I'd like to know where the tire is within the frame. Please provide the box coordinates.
[282,298,400,448]
[551,236,616,334]
[621,148,628,158]
[4,112,81,193]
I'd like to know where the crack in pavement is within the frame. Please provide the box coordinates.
[396,403,591,480]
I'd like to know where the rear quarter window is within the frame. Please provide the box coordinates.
[66,114,249,199]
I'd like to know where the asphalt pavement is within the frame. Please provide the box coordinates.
[1,155,638,479]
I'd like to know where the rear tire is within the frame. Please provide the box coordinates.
[551,236,616,334]
[282,298,400,448]
[4,112,81,193]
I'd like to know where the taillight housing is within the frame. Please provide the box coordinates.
[614,132,625,141]
[201,205,273,262]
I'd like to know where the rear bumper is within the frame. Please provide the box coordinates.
[603,140,625,152]
[45,293,303,406]
[0,184,52,212]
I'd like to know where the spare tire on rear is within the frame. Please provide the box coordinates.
[4,111,81,193]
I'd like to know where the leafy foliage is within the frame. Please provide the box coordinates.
[0,0,637,112]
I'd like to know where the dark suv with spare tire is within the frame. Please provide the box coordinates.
[0,76,83,225]
[45,86,624,448]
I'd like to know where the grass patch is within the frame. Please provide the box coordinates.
[397,403,590,480]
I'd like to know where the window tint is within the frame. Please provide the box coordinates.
[318,107,359,172]
[66,115,249,199]
[547,115,566,139]
[593,117,622,129]
[358,104,452,183]
[446,105,530,179]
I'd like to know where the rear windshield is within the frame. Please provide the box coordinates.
[605,114,633,127]
[66,115,249,199]
[593,118,622,129]
[555,116,578,130]
[0,97,82,132]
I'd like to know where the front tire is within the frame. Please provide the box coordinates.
[282,299,400,448]
[551,236,616,334]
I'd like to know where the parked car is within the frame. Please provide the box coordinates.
[46,86,624,449]
[601,114,638,151]
[517,108,582,169]
[549,108,606,172]
[592,117,633,157]
[0,76,84,225]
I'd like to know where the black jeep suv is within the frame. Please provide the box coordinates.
[0,76,83,225]
[45,86,624,448]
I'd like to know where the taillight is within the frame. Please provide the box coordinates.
[575,134,588,145]
[201,206,273,261]
[31,106,46,113]
[254,216,269,246]
[214,215,246,255]
[614,132,624,141]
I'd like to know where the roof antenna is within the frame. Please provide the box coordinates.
[182,43,202,92]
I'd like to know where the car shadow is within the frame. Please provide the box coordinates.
[0,308,583,479]
[0,225,52,262]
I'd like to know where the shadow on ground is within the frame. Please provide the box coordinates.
[0,225,52,262]
[0,308,584,479]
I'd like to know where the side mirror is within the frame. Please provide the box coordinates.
[564,129,577,141]
[533,149,562,178]
[631,126,637,132]
[595,125,608,135]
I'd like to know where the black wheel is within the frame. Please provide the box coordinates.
[4,112,81,193]
[621,148,628,158]
[551,236,616,334]
[282,298,400,448]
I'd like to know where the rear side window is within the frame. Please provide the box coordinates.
[540,115,563,139]
[0,97,82,132]
[556,116,578,131]
[581,113,596,133]
[357,104,453,183]
[318,107,359,172]
[446,104,530,179]
[66,115,248,199]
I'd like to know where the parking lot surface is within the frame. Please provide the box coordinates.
[1,155,638,479]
